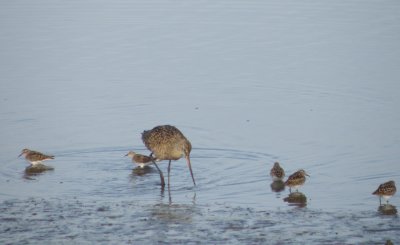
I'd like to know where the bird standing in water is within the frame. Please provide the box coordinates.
[372,180,396,205]
[285,169,309,193]
[18,148,54,165]
[270,162,285,181]
[142,125,196,187]
[125,151,155,168]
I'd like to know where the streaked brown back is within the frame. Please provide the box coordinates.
[142,125,188,160]
[26,150,54,161]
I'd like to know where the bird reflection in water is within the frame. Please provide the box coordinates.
[129,165,195,205]
[131,165,155,177]
[283,192,307,208]
[155,185,197,219]
[23,164,54,179]
[378,204,397,215]
[270,180,285,192]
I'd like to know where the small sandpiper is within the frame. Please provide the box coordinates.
[372,180,396,205]
[18,148,54,165]
[125,151,155,168]
[270,162,285,181]
[285,169,309,193]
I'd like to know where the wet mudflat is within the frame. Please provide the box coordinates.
[1,147,399,244]
[1,0,400,244]
[0,197,398,244]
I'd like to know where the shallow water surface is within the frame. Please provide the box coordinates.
[1,0,400,244]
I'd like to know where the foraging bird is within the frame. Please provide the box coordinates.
[372,180,396,205]
[270,162,285,181]
[142,125,196,187]
[125,151,155,168]
[285,169,309,193]
[18,148,54,165]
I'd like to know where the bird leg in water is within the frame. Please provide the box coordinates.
[151,159,165,187]
[168,160,171,187]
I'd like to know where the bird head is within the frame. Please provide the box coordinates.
[125,151,136,157]
[182,138,196,186]
[298,169,310,177]
[182,139,192,157]
[18,148,30,157]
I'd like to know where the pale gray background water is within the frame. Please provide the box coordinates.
[1,0,400,244]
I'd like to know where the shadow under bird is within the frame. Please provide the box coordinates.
[270,162,285,181]
[125,151,155,168]
[372,180,396,205]
[285,169,309,193]
[142,125,196,187]
[18,148,54,165]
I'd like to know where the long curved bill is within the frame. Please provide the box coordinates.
[186,156,196,186]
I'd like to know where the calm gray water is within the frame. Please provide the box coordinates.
[1,0,400,244]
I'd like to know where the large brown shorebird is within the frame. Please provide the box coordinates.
[372,180,396,205]
[285,169,309,193]
[142,125,196,187]
[270,162,285,181]
[125,151,154,168]
[18,148,54,165]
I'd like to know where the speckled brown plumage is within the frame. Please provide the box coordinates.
[125,151,154,168]
[270,162,285,181]
[142,125,196,186]
[284,169,309,193]
[142,125,191,161]
[18,148,54,165]
[372,180,396,205]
